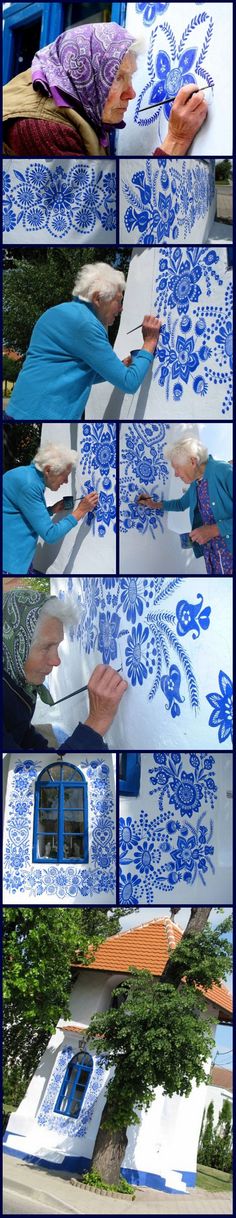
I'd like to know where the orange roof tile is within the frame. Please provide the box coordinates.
[210,1065,232,1091]
[73,918,232,1021]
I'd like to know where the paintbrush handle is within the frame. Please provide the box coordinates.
[53,669,123,706]
[140,85,213,112]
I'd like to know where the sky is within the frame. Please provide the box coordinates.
[120,906,233,1066]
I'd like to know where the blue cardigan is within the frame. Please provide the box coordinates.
[3,464,78,573]
[162,456,233,555]
[7,299,153,421]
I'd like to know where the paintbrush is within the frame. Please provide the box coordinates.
[53,669,123,706]
[139,85,213,112]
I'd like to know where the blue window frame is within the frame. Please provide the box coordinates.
[33,762,88,864]
[119,753,141,796]
[55,1051,93,1119]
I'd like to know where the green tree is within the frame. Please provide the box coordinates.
[211,1098,232,1172]
[3,422,41,470]
[3,247,131,355]
[198,1100,215,1167]
[215,159,232,183]
[3,354,23,395]
[3,907,124,1114]
[88,910,232,1184]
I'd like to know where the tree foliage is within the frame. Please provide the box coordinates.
[3,907,124,1112]
[89,918,232,1133]
[3,247,131,355]
[198,1097,232,1172]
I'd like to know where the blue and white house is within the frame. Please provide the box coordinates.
[35,422,117,575]
[86,246,233,421]
[3,916,233,1193]
[119,751,232,905]
[3,753,116,905]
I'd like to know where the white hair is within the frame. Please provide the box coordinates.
[32,596,79,641]
[164,436,209,468]
[33,444,78,475]
[72,262,126,304]
[127,36,147,58]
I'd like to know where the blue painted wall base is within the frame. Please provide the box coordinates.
[121,1167,196,1194]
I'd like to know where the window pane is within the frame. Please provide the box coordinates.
[38,811,58,833]
[47,764,63,782]
[64,787,84,809]
[63,765,81,781]
[37,835,58,859]
[39,787,59,810]
[64,812,84,834]
[63,836,84,860]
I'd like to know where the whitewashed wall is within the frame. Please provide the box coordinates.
[35,422,116,575]
[38,577,233,751]
[116,3,232,157]
[119,752,232,904]
[86,246,232,421]
[3,753,116,905]
[119,422,232,574]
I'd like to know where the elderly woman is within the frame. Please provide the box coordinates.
[6,262,161,422]
[3,442,98,575]
[3,586,128,751]
[3,23,207,157]
[138,436,233,575]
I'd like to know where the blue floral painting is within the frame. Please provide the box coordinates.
[119,750,217,901]
[65,577,216,714]
[80,423,116,538]
[120,422,170,539]
[134,10,213,135]
[4,759,116,900]
[122,159,215,245]
[206,671,233,743]
[3,162,116,242]
[153,248,232,415]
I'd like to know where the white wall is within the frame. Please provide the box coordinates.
[119,421,232,574]
[117,4,232,158]
[119,752,232,904]
[3,753,116,905]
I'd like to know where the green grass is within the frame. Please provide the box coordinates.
[197,1163,232,1192]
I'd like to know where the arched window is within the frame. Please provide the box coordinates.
[33,763,88,864]
[55,1051,93,1119]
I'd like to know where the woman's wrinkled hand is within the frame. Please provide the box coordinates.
[73,492,99,520]
[122,355,132,366]
[161,84,208,155]
[85,663,128,737]
[189,524,220,544]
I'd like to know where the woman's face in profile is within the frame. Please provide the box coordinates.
[24,616,64,684]
[102,51,137,123]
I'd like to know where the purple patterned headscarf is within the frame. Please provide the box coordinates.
[31,23,137,134]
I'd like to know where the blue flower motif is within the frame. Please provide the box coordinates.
[133,840,160,874]
[119,870,140,904]
[136,2,169,23]
[98,611,121,664]
[159,258,203,315]
[160,664,185,718]
[206,671,233,743]
[215,321,233,370]
[125,624,150,686]
[120,816,140,856]
[176,594,211,640]
[3,162,116,239]
[156,192,175,240]
[169,773,203,817]
[120,578,144,625]
[172,335,199,384]
[168,820,214,887]
[150,46,197,119]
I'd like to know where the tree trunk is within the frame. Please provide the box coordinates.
[91,1100,127,1185]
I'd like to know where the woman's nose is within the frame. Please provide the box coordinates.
[122,83,136,100]
[52,651,61,668]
